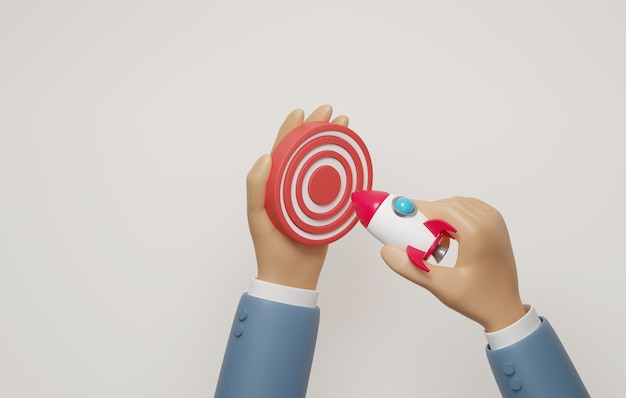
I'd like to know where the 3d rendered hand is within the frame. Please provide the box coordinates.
[246,105,349,290]
[381,197,527,332]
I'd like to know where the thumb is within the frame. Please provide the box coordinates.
[246,154,272,214]
[246,154,274,239]
[380,245,447,290]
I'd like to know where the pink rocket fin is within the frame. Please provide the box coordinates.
[406,245,430,272]
[423,219,457,236]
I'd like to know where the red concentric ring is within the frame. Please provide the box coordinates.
[265,121,373,245]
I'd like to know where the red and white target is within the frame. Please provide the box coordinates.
[265,121,373,245]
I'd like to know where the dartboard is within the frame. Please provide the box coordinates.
[265,121,373,245]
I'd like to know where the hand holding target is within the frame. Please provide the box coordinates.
[265,121,373,245]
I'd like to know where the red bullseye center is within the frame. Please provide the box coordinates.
[308,166,341,205]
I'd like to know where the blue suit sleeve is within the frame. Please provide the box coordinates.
[486,317,589,397]
[215,293,320,398]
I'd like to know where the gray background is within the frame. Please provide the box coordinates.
[1,0,624,397]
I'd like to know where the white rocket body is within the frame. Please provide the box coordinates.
[367,195,436,251]
[351,190,457,272]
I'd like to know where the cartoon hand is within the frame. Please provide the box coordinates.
[381,197,527,332]
[246,105,349,290]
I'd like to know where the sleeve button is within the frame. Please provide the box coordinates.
[502,362,515,375]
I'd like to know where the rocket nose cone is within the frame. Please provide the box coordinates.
[351,190,390,228]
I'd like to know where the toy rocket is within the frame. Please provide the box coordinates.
[351,190,457,272]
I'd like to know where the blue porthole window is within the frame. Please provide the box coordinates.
[392,196,416,217]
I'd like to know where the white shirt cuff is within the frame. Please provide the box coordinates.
[247,278,319,308]
[485,304,541,350]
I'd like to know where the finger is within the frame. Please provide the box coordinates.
[452,196,493,217]
[246,154,272,214]
[304,104,333,123]
[414,198,489,242]
[412,200,467,239]
[331,114,349,127]
[272,109,304,152]
[434,196,494,217]
[380,245,450,290]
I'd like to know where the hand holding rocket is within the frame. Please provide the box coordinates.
[365,195,526,332]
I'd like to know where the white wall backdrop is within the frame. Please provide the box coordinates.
[1,1,624,397]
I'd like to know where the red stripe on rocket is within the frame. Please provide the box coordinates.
[351,190,456,272]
